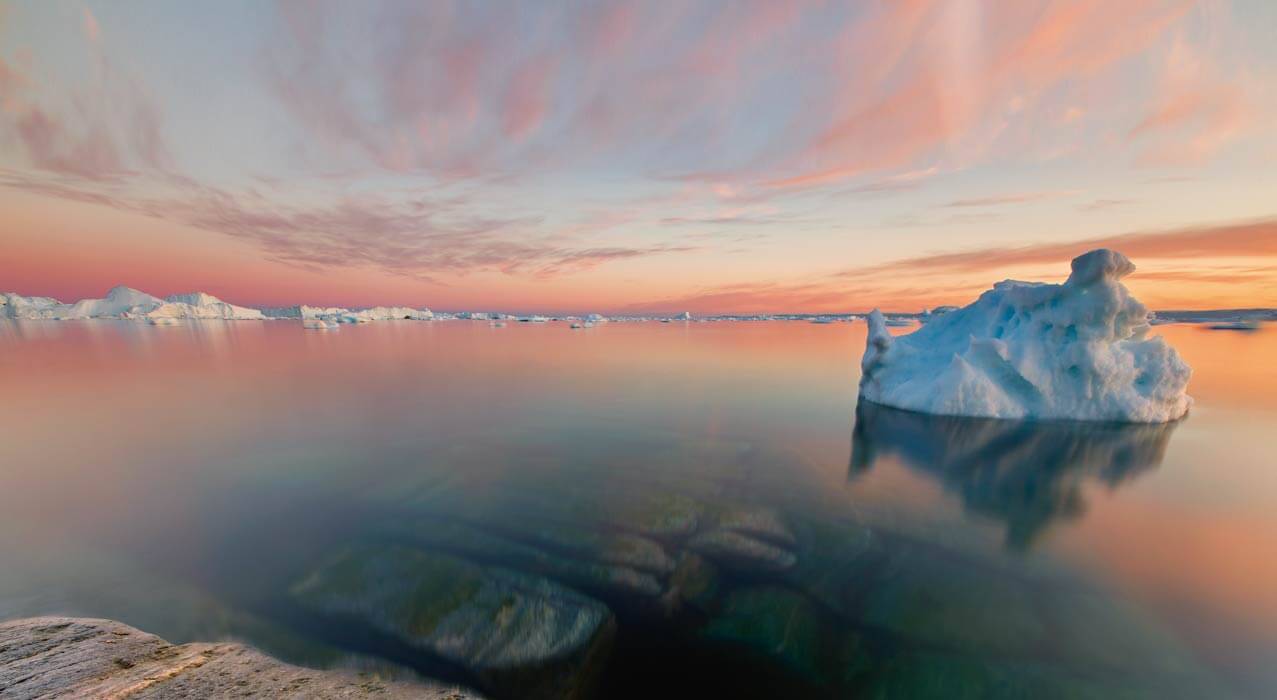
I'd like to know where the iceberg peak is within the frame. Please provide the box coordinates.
[1065,248,1135,287]
[858,249,1191,423]
[104,285,159,303]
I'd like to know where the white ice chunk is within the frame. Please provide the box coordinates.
[1,293,64,319]
[53,286,163,319]
[859,249,1192,423]
[147,292,265,320]
[341,306,433,321]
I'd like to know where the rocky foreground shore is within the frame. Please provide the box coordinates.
[0,617,480,699]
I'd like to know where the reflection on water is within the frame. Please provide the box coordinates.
[1,320,1274,698]
[850,401,1176,550]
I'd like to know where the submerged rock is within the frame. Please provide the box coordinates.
[660,552,721,614]
[701,587,824,683]
[783,518,878,616]
[859,547,1046,657]
[291,545,615,700]
[0,616,475,699]
[716,506,797,548]
[510,523,676,576]
[688,530,798,573]
[861,651,1153,700]
[860,249,1192,422]
[383,519,664,599]
[609,493,703,538]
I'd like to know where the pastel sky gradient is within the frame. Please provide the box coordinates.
[2,0,1275,313]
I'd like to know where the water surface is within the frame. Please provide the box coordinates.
[1,320,1274,698]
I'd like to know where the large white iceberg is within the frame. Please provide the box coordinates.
[1,286,163,320]
[147,292,265,320]
[1,286,267,321]
[859,249,1191,423]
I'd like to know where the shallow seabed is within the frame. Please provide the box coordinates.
[1,320,1274,698]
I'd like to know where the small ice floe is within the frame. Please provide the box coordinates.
[302,318,338,330]
[859,249,1192,423]
[1206,320,1260,331]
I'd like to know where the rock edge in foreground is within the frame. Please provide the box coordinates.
[0,616,480,699]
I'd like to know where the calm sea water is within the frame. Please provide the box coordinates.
[1,319,1274,698]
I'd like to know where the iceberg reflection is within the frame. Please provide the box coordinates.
[850,400,1178,550]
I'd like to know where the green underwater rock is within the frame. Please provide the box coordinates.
[291,545,615,700]
[660,552,721,614]
[853,545,1046,657]
[688,530,798,574]
[608,492,703,539]
[381,519,664,599]
[861,652,1155,700]
[701,586,824,683]
[716,506,797,548]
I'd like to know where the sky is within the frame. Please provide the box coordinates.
[1,0,1275,314]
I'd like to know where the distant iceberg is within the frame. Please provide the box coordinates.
[149,292,265,320]
[859,249,1192,423]
[261,305,350,320]
[302,318,339,330]
[2,286,270,321]
[1,287,442,325]
[1,292,64,319]
[341,306,433,322]
[2,286,163,320]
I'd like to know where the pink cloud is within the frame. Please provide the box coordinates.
[0,10,171,180]
[0,170,696,280]
[1129,35,1253,165]
[82,7,100,44]
[501,54,557,141]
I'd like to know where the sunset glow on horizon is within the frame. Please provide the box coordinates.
[3,1,1276,314]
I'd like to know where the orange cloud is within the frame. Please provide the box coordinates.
[630,217,1277,314]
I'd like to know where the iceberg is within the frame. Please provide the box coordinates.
[303,318,339,330]
[2,287,263,321]
[1,286,164,320]
[63,285,164,318]
[260,305,350,319]
[3,286,438,326]
[146,292,265,320]
[1,292,64,319]
[342,306,433,322]
[859,249,1191,423]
